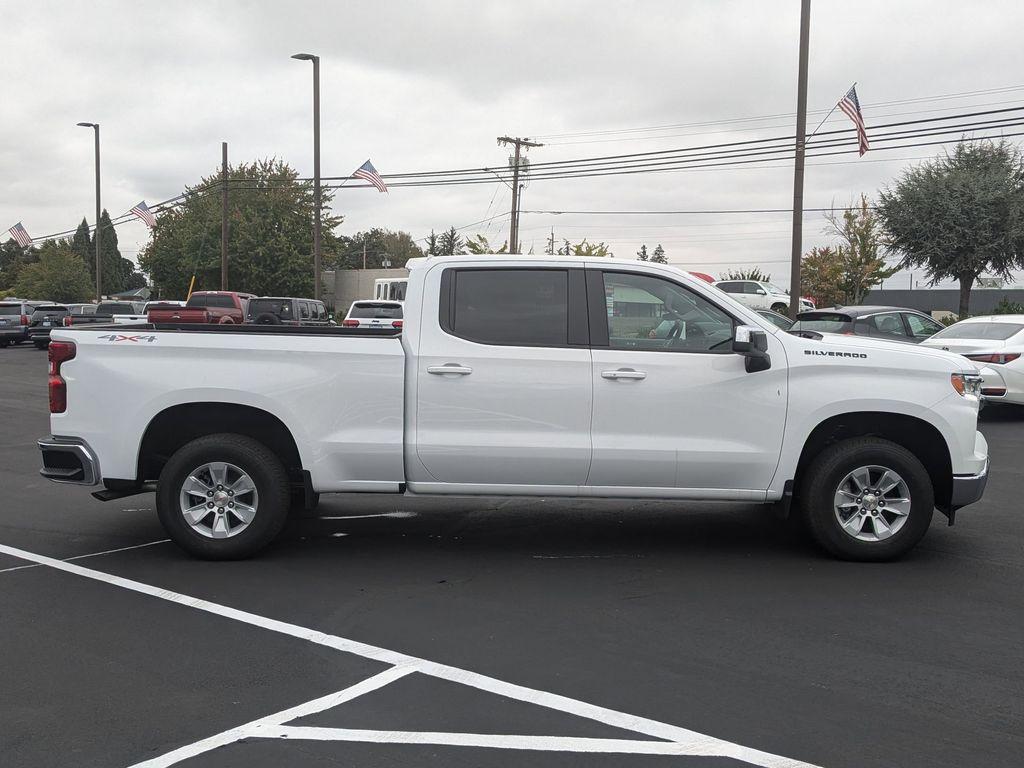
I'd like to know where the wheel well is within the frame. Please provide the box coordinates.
[137,403,302,483]
[795,412,953,512]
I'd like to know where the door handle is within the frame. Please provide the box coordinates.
[427,364,473,376]
[602,369,647,380]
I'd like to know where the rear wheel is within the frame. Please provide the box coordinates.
[771,302,789,314]
[156,433,290,559]
[798,437,934,561]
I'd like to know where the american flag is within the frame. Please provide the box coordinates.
[130,200,157,228]
[352,160,388,193]
[838,85,870,156]
[7,222,32,248]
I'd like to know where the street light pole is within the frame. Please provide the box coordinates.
[77,122,101,301]
[788,0,812,320]
[292,53,322,300]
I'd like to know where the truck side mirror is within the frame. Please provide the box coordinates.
[732,325,771,373]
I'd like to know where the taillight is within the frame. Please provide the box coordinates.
[392,320,403,328]
[48,341,76,414]
[966,353,1021,365]
[342,319,359,327]
[20,314,29,325]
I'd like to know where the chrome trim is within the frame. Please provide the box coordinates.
[38,437,100,486]
[950,458,989,510]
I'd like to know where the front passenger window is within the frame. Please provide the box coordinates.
[602,272,734,353]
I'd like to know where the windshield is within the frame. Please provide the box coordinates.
[0,304,22,315]
[349,303,403,319]
[766,283,790,295]
[791,313,851,333]
[931,322,1024,341]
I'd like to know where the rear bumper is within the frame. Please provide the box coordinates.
[950,457,989,512]
[0,326,28,341]
[38,437,100,485]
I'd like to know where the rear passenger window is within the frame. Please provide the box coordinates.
[299,302,311,319]
[447,269,568,346]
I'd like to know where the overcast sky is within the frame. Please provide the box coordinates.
[4,0,1024,290]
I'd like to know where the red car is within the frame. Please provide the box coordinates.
[148,291,254,324]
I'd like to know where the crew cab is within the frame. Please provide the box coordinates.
[39,256,989,562]
[147,291,253,324]
[62,301,148,328]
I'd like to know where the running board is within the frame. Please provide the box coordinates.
[91,483,156,502]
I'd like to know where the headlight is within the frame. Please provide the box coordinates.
[951,373,983,397]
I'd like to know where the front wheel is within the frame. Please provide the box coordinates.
[798,437,934,561]
[156,433,291,559]
[771,303,789,315]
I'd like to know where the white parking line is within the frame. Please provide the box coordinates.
[318,511,417,520]
[0,539,170,574]
[0,542,823,768]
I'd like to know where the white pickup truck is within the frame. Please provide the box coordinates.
[39,256,989,561]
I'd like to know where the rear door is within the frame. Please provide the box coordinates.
[413,265,592,488]
[586,268,787,494]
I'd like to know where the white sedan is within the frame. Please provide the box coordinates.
[921,314,1024,404]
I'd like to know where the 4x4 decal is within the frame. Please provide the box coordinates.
[97,334,157,343]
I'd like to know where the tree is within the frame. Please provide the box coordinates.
[0,240,38,291]
[437,226,465,255]
[72,218,91,266]
[465,234,508,254]
[333,228,423,269]
[878,141,1024,317]
[800,246,845,308]
[12,240,93,302]
[139,159,341,297]
[651,244,667,264]
[91,209,146,294]
[636,244,649,261]
[568,239,612,257]
[719,267,771,281]
[425,230,440,257]
[825,195,897,304]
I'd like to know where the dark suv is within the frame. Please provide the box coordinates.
[791,306,945,343]
[246,297,332,326]
[27,305,71,348]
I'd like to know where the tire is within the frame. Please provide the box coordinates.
[798,437,934,561]
[33,340,49,350]
[0,340,8,348]
[156,433,291,560]
[218,317,235,324]
[255,313,282,325]
[771,303,789,314]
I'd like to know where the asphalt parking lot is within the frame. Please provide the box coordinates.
[2,342,1022,768]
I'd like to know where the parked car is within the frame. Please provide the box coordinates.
[755,308,794,330]
[791,306,945,343]
[0,300,43,346]
[27,305,71,348]
[63,301,148,328]
[39,255,988,563]
[921,315,1024,405]
[247,297,332,326]
[65,303,97,316]
[343,300,404,328]
[147,291,254,324]
[714,279,814,313]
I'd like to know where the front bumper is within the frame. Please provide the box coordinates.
[950,457,989,512]
[38,437,100,485]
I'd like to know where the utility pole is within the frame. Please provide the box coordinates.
[77,122,101,301]
[362,242,367,270]
[221,142,229,290]
[497,136,542,253]
[292,53,322,300]
[788,0,812,320]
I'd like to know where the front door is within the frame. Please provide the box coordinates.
[587,268,787,494]
[414,265,592,489]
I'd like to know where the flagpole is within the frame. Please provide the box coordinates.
[806,81,855,145]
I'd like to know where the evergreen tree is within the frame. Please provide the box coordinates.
[437,226,465,255]
[651,244,667,263]
[636,244,649,261]
[425,230,440,257]
[90,209,144,294]
[72,218,91,266]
